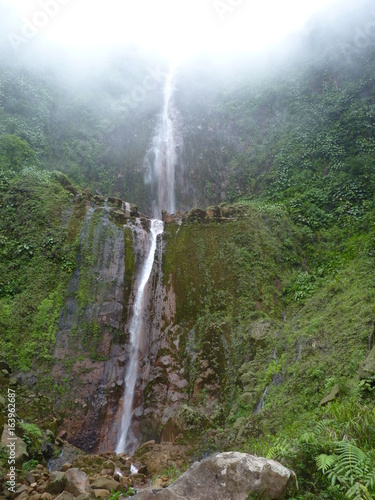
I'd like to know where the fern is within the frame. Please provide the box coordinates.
[332,441,367,486]
[316,453,337,474]
[318,440,375,497]
[346,482,372,500]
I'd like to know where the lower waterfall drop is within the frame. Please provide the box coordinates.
[116,219,164,454]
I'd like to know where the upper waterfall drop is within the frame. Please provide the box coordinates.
[146,65,179,218]
[115,219,164,455]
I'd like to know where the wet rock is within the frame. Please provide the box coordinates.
[109,210,128,225]
[117,355,126,366]
[41,441,55,459]
[133,452,297,500]
[65,468,95,497]
[62,463,73,472]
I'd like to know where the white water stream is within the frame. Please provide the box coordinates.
[146,66,178,218]
[116,219,164,454]
[115,66,178,454]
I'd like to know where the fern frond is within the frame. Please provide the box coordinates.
[346,482,373,500]
[335,440,366,474]
[316,453,336,474]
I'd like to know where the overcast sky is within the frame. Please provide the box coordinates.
[2,0,346,61]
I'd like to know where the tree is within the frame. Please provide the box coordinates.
[0,134,36,172]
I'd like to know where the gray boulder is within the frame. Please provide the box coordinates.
[0,425,29,465]
[133,452,297,500]
[65,468,95,497]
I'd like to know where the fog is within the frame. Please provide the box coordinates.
[0,0,374,211]
[0,0,356,63]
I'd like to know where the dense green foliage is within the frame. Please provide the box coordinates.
[0,1,375,498]
[0,167,81,369]
[0,49,166,209]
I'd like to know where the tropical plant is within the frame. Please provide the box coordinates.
[316,440,375,498]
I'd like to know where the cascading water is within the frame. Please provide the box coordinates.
[116,219,164,454]
[145,66,178,218]
[115,65,179,455]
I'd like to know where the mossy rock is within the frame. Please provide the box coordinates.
[42,419,59,438]
[241,392,255,405]
[359,346,375,380]
[160,406,213,444]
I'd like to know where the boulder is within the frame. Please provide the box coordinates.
[55,493,74,500]
[91,477,120,492]
[0,425,29,465]
[65,468,95,497]
[359,346,375,379]
[132,452,296,500]
[93,490,110,499]
[319,385,340,406]
[46,471,67,495]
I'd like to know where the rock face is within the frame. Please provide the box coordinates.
[133,452,296,499]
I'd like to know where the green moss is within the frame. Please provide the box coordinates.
[123,227,136,324]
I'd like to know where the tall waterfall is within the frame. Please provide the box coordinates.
[116,219,164,454]
[146,66,178,218]
[115,66,178,455]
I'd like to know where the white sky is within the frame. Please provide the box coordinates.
[3,0,344,61]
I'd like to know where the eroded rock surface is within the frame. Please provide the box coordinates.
[133,452,297,500]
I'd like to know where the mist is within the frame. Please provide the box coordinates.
[0,0,374,212]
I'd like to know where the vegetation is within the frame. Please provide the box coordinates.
[0,2,375,498]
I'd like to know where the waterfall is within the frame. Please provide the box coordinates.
[145,66,178,218]
[116,219,164,454]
